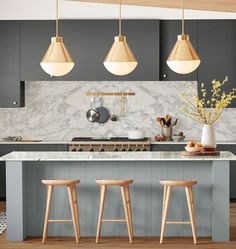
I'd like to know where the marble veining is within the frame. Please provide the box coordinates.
[0,81,235,141]
[1,151,235,161]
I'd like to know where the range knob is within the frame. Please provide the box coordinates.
[135,145,140,151]
[88,145,94,152]
[113,147,119,152]
[99,146,105,152]
[127,146,132,151]
[77,147,83,152]
[141,147,147,151]
[121,145,126,152]
[71,148,76,152]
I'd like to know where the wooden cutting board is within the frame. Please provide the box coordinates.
[181,151,220,157]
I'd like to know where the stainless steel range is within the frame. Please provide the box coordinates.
[68,137,151,152]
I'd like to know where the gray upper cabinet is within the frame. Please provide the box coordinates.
[0,21,24,107]
[20,20,54,81]
[160,20,198,81]
[20,20,160,81]
[198,20,236,107]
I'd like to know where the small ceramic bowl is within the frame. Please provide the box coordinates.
[173,135,185,142]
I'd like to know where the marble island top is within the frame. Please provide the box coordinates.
[1,151,236,161]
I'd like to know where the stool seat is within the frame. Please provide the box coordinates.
[42,179,80,186]
[95,179,133,186]
[160,180,197,187]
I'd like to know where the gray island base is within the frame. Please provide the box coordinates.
[2,151,236,242]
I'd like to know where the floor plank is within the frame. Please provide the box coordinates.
[1,202,236,248]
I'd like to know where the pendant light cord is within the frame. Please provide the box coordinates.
[56,0,59,37]
[119,0,122,36]
[182,0,185,34]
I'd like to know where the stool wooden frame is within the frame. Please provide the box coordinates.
[41,179,81,244]
[95,179,134,244]
[159,180,198,245]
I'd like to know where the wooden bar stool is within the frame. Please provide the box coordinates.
[159,180,198,244]
[95,179,134,244]
[41,179,81,244]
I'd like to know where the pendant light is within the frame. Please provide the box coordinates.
[166,0,200,74]
[103,0,138,76]
[40,0,74,77]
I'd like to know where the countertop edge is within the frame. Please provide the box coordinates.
[0,140,236,145]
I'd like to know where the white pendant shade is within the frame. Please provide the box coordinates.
[104,36,138,76]
[167,34,201,74]
[40,37,75,77]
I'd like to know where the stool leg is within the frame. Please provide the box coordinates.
[185,187,197,244]
[160,186,171,244]
[42,185,53,244]
[71,185,81,238]
[96,185,107,244]
[67,185,80,244]
[121,186,133,243]
[124,185,134,238]
[189,187,197,230]
[161,185,167,219]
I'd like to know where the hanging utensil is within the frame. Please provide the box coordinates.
[86,97,99,122]
[110,94,119,121]
[95,96,110,125]
[120,94,127,119]
[123,95,128,118]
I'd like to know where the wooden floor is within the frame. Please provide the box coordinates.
[1,202,236,248]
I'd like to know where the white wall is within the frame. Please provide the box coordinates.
[1,0,236,20]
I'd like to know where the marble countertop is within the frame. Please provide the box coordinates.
[1,151,236,161]
[0,140,236,145]
[0,140,67,144]
[150,141,236,145]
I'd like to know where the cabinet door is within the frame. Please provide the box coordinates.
[198,20,236,107]
[151,144,185,151]
[20,20,54,81]
[59,20,160,81]
[160,20,198,81]
[21,20,159,81]
[0,145,18,199]
[56,144,68,151]
[0,21,24,107]
[17,144,57,151]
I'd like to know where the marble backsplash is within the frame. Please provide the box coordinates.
[0,81,235,141]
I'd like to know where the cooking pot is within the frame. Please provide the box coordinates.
[128,129,145,140]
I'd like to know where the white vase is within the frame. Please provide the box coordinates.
[201,124,216,148]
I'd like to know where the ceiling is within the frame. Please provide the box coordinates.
[1,0,236,20]
[69,0,236,13]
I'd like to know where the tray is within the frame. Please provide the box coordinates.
[181,150,220,157]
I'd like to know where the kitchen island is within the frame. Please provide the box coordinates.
[1,151,236,242]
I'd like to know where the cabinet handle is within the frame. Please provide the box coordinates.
[13,101,17,105]
[163,74,167,78]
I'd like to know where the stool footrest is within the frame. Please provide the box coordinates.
[48,219,72,223]
[102,219,127,223]
[166,221,191,225]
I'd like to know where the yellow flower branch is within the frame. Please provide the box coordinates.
[178,77,236,125]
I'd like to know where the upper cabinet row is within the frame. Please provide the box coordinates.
[21,20,159,81]
[0,20,236,107]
